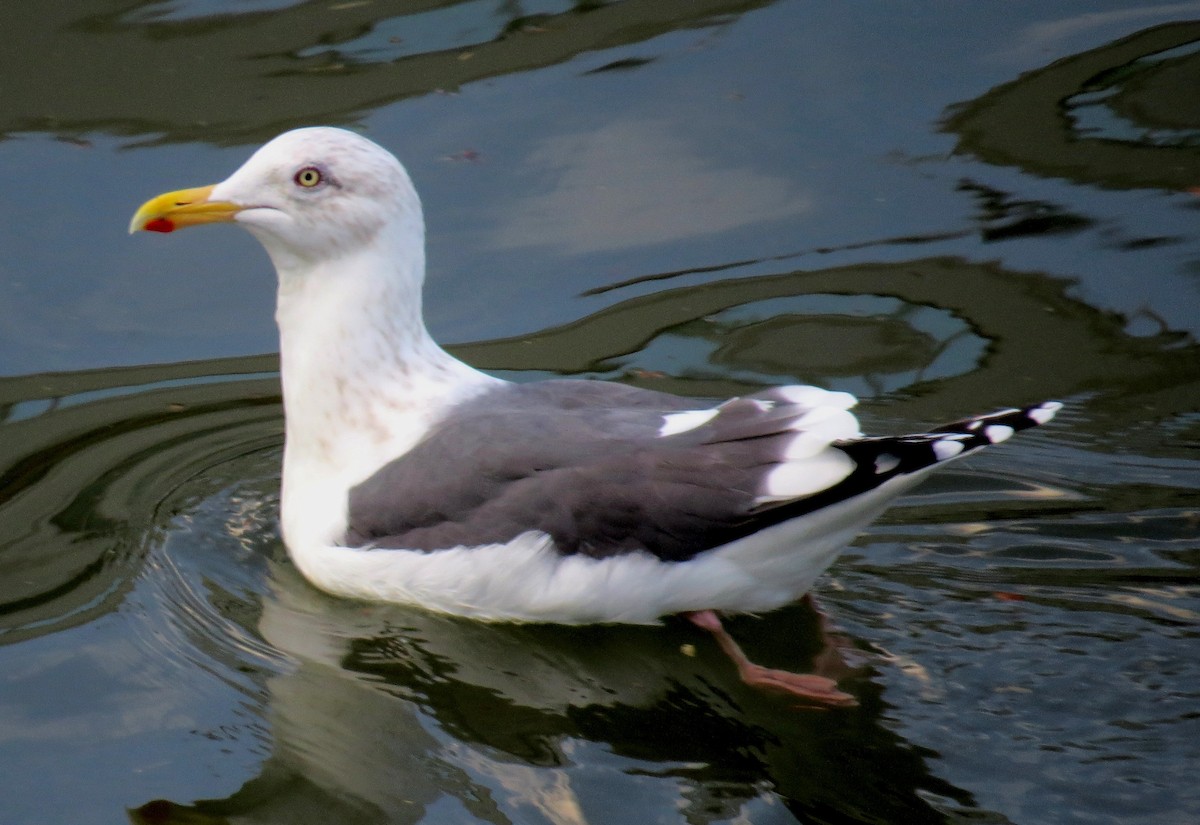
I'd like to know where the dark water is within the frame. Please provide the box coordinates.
[2,2,1199,823]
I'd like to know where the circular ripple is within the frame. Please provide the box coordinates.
[0,363,280,645]
[622,293,984,398]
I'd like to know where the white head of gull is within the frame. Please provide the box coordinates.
[131,127,1061,706]
[133,128,501,567]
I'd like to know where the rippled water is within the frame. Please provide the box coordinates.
[2,2,1199,824]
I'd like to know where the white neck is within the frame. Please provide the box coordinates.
[266,232,500,547]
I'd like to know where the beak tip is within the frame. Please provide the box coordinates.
[128,184,224,236]
[142,217,176,233]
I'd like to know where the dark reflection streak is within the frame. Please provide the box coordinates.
[0,355,278,406]
[0,395,280,508]
[583,56,658,74]
[810,229,973,253]
[581,255,762,297]
[1115,235,1183,251]
[581,229,971,297]
[958,179,1095,242]
[0,549,113,619]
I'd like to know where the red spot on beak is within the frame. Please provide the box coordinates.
[143,217,176,233]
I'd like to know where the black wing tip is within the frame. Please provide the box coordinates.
[835,400,1063,488]
[932,400,1063,443]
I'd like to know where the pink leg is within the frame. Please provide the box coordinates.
[799,593,857,683]
[685,609,858,708]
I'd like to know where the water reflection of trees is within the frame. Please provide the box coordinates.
[0,0,768,144]
[943,21,1200,192]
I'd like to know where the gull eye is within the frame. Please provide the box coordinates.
[294,166,323,188]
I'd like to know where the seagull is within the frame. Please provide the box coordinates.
[130,127,1060,705]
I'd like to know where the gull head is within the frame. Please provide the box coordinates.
[129,127,423,270]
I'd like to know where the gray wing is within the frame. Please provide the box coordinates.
[345,380,1056,562]
[345,380,829,560]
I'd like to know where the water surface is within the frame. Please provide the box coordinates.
[1,2,1198,823]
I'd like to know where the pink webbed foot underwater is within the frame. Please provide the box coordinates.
[686,600,859,709]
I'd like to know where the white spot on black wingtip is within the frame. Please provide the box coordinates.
[874,453,900,474]
[985,424,1015,444]
[933,439,965,461]
[1029,401,1063,425]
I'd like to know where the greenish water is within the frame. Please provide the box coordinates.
[1,3,1198,823]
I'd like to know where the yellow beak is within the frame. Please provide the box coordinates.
[128,184,243,234]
